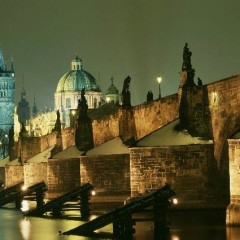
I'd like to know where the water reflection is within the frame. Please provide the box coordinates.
[19,218,31,240]
[226,227,240,240]
[172,235,180,240]
[1,203,240,240]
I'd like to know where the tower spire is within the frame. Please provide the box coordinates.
[10,57,14,73]
[0,48,6,71]
[21,75,26,100]
[32,91,38,117]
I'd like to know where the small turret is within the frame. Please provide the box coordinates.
[32,93,38,117]
[71,53,82,70]
[105,76,119,104]
[10,57,14,76]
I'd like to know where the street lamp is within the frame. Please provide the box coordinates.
[157,76,162,99]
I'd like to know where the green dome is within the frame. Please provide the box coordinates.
[56,55,101,93]
[106,78,119,94]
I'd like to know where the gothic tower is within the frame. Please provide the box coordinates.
[17,85,30,124]
[0,49,15,159]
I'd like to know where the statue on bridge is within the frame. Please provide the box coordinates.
[147,90,153,102]
[181,43,196,86]
[75,88,93,151]
[121,76,131,107]
[182,43,192,71]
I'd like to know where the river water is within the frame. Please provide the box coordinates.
[0,202,239,240]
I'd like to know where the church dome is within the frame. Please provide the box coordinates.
[56,55,101,93]
[106,77,119,94]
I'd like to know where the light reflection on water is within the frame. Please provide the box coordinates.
[19,218,31,240]
[1,202,240,240]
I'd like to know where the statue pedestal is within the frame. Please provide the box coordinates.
[226,202,240,226]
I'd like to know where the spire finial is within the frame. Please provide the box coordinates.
[111,75,114,84]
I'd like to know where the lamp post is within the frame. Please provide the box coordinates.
[157,76,162,99]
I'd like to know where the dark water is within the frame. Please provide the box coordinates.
[0,202,239,240]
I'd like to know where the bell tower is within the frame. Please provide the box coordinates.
[0,49,15,159]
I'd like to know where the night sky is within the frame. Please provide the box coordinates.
[1,0,240,111]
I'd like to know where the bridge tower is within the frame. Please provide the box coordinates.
[0,49,15,159]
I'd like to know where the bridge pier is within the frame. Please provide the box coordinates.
[226,140,240,225]
[79,191,91,219]
[36,189,45,207]
[153,199,170,239]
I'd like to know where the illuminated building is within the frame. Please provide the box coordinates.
[54,54,102,127]
[0,49,15,159]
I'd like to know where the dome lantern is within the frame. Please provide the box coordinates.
[71,53,82,70]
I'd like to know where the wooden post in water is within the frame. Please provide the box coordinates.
[79,191,91,220]
[52,204,62,217]
[36,189,45,207]
[113,215,135,240]
[153,198,170,240]
[15,195,22,209]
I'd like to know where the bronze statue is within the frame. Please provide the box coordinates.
[121,76,131,107]
[122,75,131,93]
[182,43,192,71]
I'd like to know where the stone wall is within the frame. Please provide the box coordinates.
[20,132,57,161]
[226,139,240,225]
[206,76,240,164]
[4,165,24,187]
[92,94,179,146]
[178,75,240,200]
[80,154,130,197]
[179,85,212,139]
[130,145,218,205]
[180,75,240,165]
[61,128,75,150]
[0,167,5,184]
[46,158,80,199]
[133,94,179,140]
[23,162,47,187]
[92,112,120,146]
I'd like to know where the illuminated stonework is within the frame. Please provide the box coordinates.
[54,54,102,127]
[226,139,240,225]
[26,110,56,137]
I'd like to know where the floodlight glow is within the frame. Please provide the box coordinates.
[172,198,178,205]
[22,185,28,191]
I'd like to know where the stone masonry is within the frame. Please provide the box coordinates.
[226,139,240,225]
[130,145,218,204]
[80,154,130,198]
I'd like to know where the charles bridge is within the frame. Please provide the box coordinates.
[1,44,240,225]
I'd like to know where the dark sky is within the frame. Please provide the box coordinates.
[1,0,240,110]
